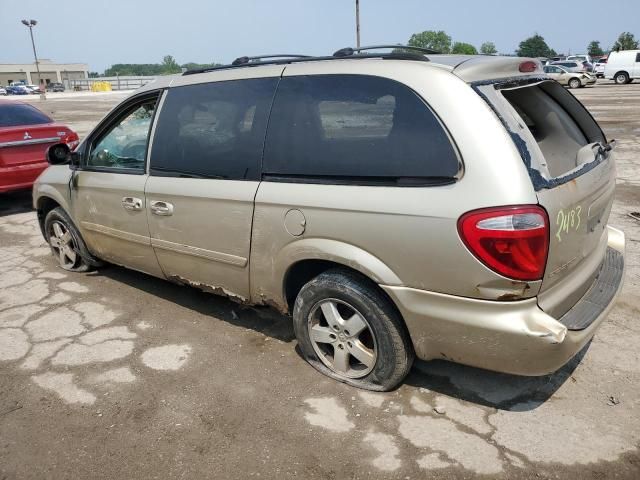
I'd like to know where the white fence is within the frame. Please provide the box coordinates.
[68,76,157,91]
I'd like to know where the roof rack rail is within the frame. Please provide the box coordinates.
[231,54,311,66]
[333,44,439,57]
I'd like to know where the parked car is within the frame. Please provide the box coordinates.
[594,57,608,78]
[46,82,65,92]
[6,85,29,95]
[544,65,596,88]
[567,54,593,64]
[604,49,640,84]
[0,87,7,96]
[33,48,625,390]
[551,60,588,73]
[0,100,79,193]
[25,84,44,94]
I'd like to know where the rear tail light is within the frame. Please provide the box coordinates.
[458,206,549,281]
[64,131,80,151]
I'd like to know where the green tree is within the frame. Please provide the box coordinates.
[451,42,478,54]
[612,32,639,51]
[161,55,181,74]
[516,33,554,57]
[587,40,604,56]
[407,30,452,53]
[480,41,497,55]
[88,72,100,78]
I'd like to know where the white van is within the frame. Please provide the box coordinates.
[604,50,640,84]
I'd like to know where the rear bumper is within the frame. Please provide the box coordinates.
[0,162,48,193]
[383,225,625,376]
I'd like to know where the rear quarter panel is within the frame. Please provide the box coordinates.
[250,61,540,309]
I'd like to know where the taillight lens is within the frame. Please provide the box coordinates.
[64,131,80,151]
[458,206,549,281]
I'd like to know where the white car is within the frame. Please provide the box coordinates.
[24,84,43,94]
[604,49,640,84]
[567,54,593,64]
[594,58,607,78]
[0,87,7,96]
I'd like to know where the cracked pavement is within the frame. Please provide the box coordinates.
[0,83,639,479]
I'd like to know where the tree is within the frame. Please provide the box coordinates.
[480,41,497,55]
[451,42,478,55]
[587,40,604,57]
[516,33,554,57]
[161,55,181,74]
[407,30,452,53]
[612,32,639,51]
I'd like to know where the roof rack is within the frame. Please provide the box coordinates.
[333,44,439,57]
[182,45,434,76]
[231,54,311,66]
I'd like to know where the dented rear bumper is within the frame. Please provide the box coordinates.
[382,226,625,376]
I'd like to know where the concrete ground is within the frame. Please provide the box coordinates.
[1,82,639,479]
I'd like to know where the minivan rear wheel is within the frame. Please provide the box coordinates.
[293,269,414,391]
[44,207,94,272]
[615,72,629,84]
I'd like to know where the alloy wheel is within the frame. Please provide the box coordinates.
[307,298,377,378]
[48,221,78,269]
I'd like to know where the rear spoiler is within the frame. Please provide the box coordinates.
[451,56,544,83]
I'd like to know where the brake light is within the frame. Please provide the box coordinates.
[64,131,80,151]
[458,206,549,281]
[519,61,539,73]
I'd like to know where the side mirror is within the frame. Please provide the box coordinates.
[46,144,70,165]
[69,151,81,169]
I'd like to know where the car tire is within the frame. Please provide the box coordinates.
[44,207,101,272]
[568,78,581,89]
[615,72,629,84]
[293,268,414,391]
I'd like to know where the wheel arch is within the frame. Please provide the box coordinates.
[274,239,403,314]
[35,195,63,238]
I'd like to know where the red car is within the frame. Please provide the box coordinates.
[0,100,79,193]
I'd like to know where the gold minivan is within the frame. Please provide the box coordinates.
[34,47,625,390]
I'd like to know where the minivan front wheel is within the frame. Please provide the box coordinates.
[44,207,92,272]
[293,269,414,391]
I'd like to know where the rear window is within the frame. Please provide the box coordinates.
[500,81,605,178]
[263,74,459,183]
[0,103,52,127]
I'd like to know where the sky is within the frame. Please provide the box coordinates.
[1,0,638,72]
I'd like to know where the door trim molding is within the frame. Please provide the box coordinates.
[81,222,150,245]
[150,237,248,267]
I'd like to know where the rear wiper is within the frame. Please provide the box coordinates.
[596,139,616,156]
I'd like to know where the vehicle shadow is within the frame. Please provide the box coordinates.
[405,346,587,412]
[90,263,584,410]
[90,265,296,343]
[0,190,33,217]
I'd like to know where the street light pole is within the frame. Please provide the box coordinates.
[355,0,361,48]
[21,19,46,100]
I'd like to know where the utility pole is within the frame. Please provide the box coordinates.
[21,19,46,100]
[355,0,361,48]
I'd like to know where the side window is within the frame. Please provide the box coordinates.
[636,53,640,62]
[150,78,279,180]
[87,97,157,172]
[263,74,460,181]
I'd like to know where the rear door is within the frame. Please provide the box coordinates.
[494,80,615,317]
[145,72,281,301]
[71,92,163,277]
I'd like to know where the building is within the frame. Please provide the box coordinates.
[0,59,88,87]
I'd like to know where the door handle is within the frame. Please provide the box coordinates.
[121,196,143,211]
[150,200,174,216]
